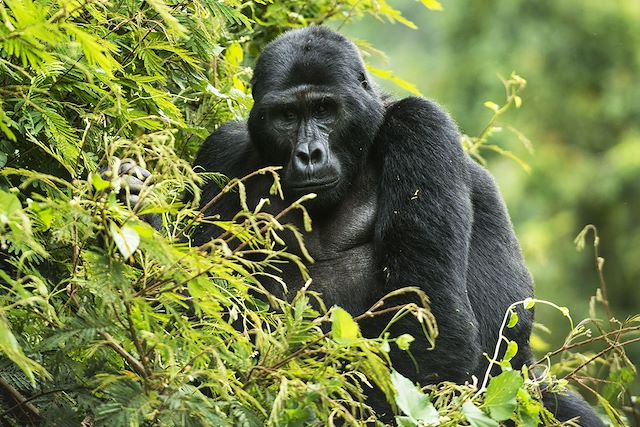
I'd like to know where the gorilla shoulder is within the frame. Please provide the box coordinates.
[194,121,256,179]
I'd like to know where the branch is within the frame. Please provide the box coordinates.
[101,332,147,379]
[0,377,40,421]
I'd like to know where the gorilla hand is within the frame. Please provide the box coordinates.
[100,158,160,228]
[100,157,152,208]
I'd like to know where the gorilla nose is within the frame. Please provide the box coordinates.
[293,144,327,171]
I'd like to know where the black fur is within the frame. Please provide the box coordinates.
[194,27,603,426]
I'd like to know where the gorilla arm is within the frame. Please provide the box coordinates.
[373,97,481,384]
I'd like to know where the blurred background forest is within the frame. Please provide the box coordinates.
[344,0,640,388]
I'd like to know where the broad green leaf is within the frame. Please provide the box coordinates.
[391,370,439,424]
[109,222,140,259]
[482,370,523,421]
[0,190,21,216]
[462,401,498,427]
[396,416,418,427]
[331,306,359,344]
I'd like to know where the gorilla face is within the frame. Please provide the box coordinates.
[248,27,385,208]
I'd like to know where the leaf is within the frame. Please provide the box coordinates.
[516,388,542,427]
[91,172,110,192]
[513,95,522,108]
[62,24,120,77]
[482,370,523,421]
[145,0,187,36]
[396,416,418,427]
[462,401,498,427]
[503,340,518,362]
[331,306,359,345]
[0,103,17,142]
[376,2,417,29]
[391,370,439,424]
[367,66,423,96]
[109,222,140,259]
[0,316,48,385]
[596,392,626,426]
[0,190,22,216]
[396,333,415,351]
[507,310,518,328]
[483,101,500,112]
[523,298,535,309]
[420,0,444,11]
[225,43,244,67]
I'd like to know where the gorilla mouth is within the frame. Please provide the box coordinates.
[288,178,340,193]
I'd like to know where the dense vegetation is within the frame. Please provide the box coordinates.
[0,0,638,425]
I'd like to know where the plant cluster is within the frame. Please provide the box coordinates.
[0,0,637,426]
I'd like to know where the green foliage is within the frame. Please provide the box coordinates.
[0,0,637,425]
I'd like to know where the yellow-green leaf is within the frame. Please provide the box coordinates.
[226,43,244,67]
[396,333,415,351]
[507,310,518,328]
[513,95,522,108]
[331,306,360,345]
[503,340,518,362]
[421,0,443,11]
[483,101,500,112]
[145,0,187,36]
[367,66,422,96]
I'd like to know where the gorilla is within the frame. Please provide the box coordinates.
[123,26,603,425]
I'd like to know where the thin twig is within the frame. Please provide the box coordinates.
[534,325,640,365]
[564,336,640,381]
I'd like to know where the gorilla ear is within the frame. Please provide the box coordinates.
[358,72,369,89]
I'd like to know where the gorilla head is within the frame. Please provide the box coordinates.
[248,27,385,208]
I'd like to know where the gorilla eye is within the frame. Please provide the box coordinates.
[315,104,328,116]
[277,107,297,122]
[313,101,334,119]
[286,110,297,120]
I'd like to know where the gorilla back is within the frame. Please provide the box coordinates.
[194,26,603,426]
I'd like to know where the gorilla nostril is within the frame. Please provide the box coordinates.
[309,147,324,164]
[295,150,310,165]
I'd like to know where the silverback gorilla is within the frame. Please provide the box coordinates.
[138,27,603,425]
